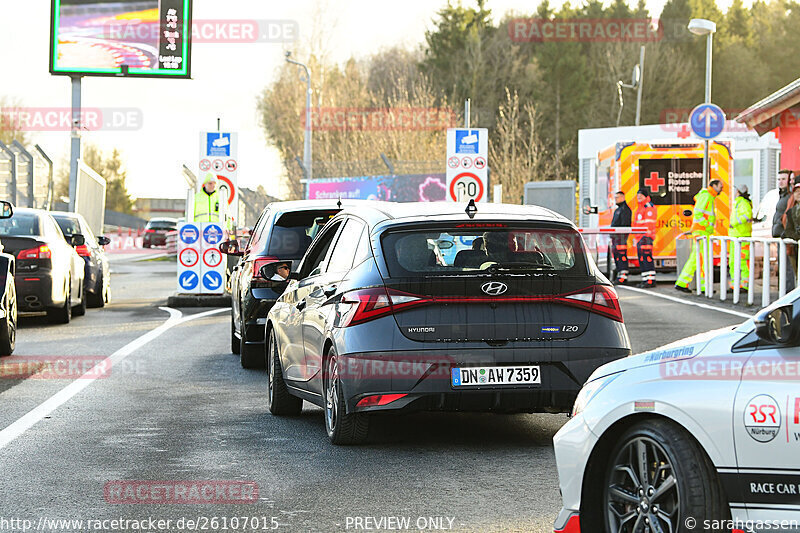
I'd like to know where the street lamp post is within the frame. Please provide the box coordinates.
[285,52,312,184]
[688,18,716,183]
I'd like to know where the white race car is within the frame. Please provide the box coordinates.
[554,289,800,533]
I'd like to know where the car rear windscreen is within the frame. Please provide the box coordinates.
[146,220,176,230]
[53,216,81,236]
[0,214,40,236]
[382,224,587,277]
[265,209,339,260]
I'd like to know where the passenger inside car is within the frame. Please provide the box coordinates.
[453,236,487,267]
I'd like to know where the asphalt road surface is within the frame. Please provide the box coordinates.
[0,256,746,533]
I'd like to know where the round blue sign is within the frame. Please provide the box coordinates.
[202,271,223,291]
[178,271,199,290]
[179,224,199,244]
[689,103,725,140]
[202,224,223,245]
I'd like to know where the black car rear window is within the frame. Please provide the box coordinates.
[264,209,339,260]
[381,224,587,277]
[0,213,40,236]
[146,221,176,230]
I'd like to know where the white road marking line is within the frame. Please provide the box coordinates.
[0,306,227,451]
[618,285,752,319]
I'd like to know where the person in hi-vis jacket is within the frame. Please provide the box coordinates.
[728,184,753,291]
[675,179,724,293]
[634,189,657,288]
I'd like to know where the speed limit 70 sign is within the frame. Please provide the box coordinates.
[449,172,485,203]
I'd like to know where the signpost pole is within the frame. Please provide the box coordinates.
[69,75,82,212]
[464,99,470,129]
[702,32,712,183]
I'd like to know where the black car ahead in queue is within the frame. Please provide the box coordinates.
[222,200,366,369]
[52,212,111,308]
[142,217,177,248]
[0,208,86,324]
[0,200,17,355]
[265,202,632,444]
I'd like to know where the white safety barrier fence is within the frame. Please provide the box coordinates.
[693,235,799,307]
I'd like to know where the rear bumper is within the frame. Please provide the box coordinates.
[553,512,581,533]
[16,275,56,311]
[337,348,629,414]
[143,233,167,246]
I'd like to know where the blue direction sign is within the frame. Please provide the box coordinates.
[202,271,223,292]
[689,103,725,140]
[179,224,199,244]
[178,271,199,291]
[202,223,223,245]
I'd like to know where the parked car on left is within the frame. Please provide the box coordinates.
[0,208,86,324]
[51,211,111,307]
[0,200,17,355]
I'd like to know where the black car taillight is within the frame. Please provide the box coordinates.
[18,245,51,260]
[339,288,427,327]
[558,285,623,322]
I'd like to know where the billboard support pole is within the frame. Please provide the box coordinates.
[68,75,82,212]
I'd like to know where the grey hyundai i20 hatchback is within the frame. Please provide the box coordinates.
[265,202,631,444]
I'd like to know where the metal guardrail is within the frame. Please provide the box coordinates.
[165,231,178,254]
[694,235,799,307]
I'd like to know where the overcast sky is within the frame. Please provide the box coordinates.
[2,0,744,200]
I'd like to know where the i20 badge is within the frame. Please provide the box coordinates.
[481,282,508,296]
[744,394,781,443]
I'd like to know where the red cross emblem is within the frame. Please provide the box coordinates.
[677,124,691,139]
[644,171,665,193]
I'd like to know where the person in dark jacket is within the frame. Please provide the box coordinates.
[610,191,632,284]
[781,182,800,286]
[773,170,795,292]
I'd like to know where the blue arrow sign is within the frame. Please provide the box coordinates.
[202,224,223,245]
[202,271,223,291]
[178,271,199,291]
[689,103,725,140]
[179,224,199,244]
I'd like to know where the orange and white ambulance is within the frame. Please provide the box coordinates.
[590,140,734,271]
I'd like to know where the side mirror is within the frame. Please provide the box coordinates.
[97,236,111,246]
[582,198,598,215]
[682,209,693,217]
[218,239,243,256]
[0,201,12,219]
[755,304,798,346]
[70,234,85,246]
[259,261,296,282]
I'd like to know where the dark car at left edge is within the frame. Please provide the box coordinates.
[0,208,86,323]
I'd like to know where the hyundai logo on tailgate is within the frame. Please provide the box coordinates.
[481,282,508,296]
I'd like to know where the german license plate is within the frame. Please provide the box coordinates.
[451,366,541,387]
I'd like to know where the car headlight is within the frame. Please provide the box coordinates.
[571,372,621,417]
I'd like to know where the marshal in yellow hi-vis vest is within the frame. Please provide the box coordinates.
[193,174,222,223]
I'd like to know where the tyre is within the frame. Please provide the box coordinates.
[230,311,240,354]
[87,274,105,308]
[324,348,369,445]
[266,328,302,416]
[240,322,263,369]
[0,283,17,356]
[72,284,86,317]
[143,242,151,248]
[602,419,730,533]
[47,279,71,324]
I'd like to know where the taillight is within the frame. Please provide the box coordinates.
[559,285,623,322]
[355,393,408,408]
[145,229,155,233]
[339,288,426,327]
[252,256,279,280]
[75,244,91,257]
[18,245,51,260]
